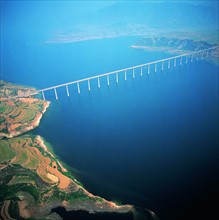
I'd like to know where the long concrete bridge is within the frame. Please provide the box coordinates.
[27,46,218,100]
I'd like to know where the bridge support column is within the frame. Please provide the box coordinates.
[186,55,188,64]
[77,82,80,94]
[124,70,127,80]
[140,66,143,76]
[54,88,58,100]
[162,61,164,71]
[148,65,150,74]
[107,75,110,86]
[168,59,170,69]
[180,56,182,65]
[132,68,135,79]
[174,58,176,67]
[66,85,70,96]
[42,91,45,100]
[98,77,100,88]
[191,54,193,62]
[116,72,119,83]
[88,80,91,91]
[155,63,157,72]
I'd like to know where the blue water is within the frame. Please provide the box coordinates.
[2,37,219,220]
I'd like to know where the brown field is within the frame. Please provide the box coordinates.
[19,98,38,104]
[0,96,50,139]
[47,161,71,189]
[2,135,72,189]
[13,109,27,124]
[9,123,23,131]
[31,146,54,184]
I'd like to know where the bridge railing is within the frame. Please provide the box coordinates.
[13,46,219,100]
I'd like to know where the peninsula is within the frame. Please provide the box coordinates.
[131,37,218,64]
[0,81,133,219]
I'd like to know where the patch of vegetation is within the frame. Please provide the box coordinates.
[13,149,29,165]
[19,185,40,201]
[0,116,5,123]
[20,109,36,123]
[9,175,36,185]
[25,157,39,170]
[0,127,8,134]
[15,126,23,132]
[0,140,16,163]
[8,200,24,220]
[0,104,13,115]
[9,108,21,118]
[0,184,24,201]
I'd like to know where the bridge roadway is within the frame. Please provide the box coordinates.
[23,46,219,100]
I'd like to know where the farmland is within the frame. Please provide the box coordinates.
[0,135,132,219]
[0,81,133,219]
[0,98,50,138]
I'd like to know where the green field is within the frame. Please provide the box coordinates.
[20,109,36,123]
[25,156,40,170]
[0,104,13,115]
[8,175,35,185]
[0,141,16,163]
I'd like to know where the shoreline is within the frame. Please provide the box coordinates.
[0,81,134,219]
[35,134,134,214]
[0,98,50,139]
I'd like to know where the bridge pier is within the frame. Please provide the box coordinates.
[66,85,70,96]
[98,77,100,88]
[107,74,110,86]
[77,82,80,94]
[54,88,58,100]
[88,80,91,91]
[34,46,217,100]
[42,91,45,100]
[132,68,135,79]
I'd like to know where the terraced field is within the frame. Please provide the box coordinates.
[0,141,16,163]
[1,136,72,187]
[0,98,49,138]
[0,81,132,219]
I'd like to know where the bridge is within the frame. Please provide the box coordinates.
[24,46,218,100]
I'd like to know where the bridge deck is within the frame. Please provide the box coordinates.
[11,46,219,99]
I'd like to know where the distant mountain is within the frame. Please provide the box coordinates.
[47,1,218,44]
[85,1,218,30]
[133,37,218,51]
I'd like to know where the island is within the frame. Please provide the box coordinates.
[0,81,133,219]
